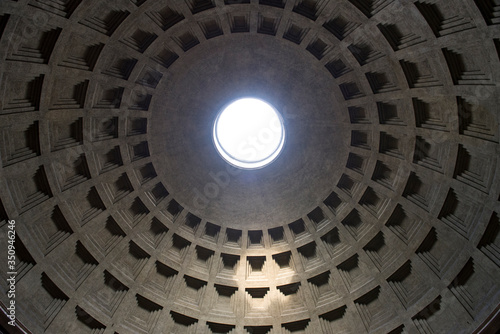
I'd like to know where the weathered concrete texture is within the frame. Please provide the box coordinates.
[0,0,499,333]
[150,34,348,228]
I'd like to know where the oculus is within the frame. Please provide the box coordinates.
[213,98,285,169]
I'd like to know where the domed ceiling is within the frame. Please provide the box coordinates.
[0,0,499,333]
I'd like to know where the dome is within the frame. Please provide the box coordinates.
[0,0,499,333]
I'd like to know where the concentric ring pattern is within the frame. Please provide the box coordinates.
[0,0,499,333]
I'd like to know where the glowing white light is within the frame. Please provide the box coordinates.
[213,98,285,169]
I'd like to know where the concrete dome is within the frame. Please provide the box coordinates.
[0,0,499,333]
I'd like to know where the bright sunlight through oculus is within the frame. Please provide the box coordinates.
[213,98,285,169]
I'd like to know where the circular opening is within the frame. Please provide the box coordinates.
[213,98,285,169]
